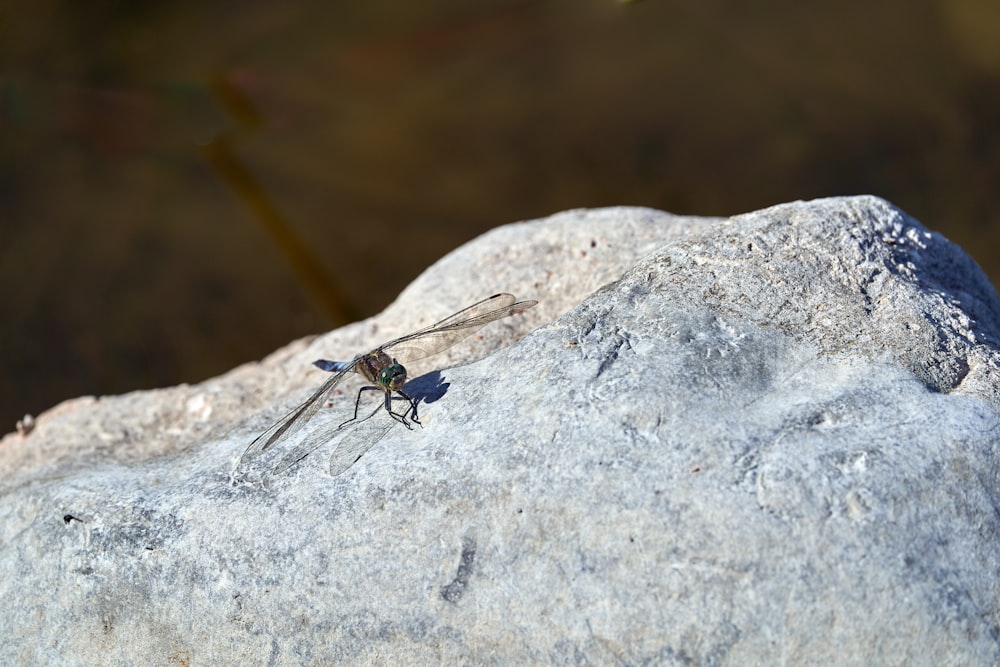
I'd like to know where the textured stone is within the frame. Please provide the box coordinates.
[2,197,999,665]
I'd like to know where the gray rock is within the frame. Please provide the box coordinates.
[2,196,999,665]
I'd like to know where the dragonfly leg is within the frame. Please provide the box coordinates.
[339,385,380,428]
[395,389,421,426]
[339,386,419,430]
[383,390,417,429]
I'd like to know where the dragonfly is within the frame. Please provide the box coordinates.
[238,293,538,474]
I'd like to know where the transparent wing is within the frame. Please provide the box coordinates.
[272,402,400,475]
[271,421,342,475]
[327,427,385,476]
[238,361,358,466]
[378,293,537,363]
[328,410,398,476]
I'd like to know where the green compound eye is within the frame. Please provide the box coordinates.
[378,362,406,391]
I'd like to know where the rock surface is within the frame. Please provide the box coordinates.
[2,196,1000,665]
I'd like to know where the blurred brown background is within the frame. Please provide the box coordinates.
[2,0,999,431]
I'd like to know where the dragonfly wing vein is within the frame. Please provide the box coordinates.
[239,365,354,465]
[379,295,536,362]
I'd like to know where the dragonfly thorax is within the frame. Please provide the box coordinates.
[356,350,405,389]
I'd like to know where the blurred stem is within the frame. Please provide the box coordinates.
[204,77,360,327]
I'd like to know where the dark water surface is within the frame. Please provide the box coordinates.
[3,0,999,429]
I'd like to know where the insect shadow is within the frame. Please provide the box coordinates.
[404,370,450,408]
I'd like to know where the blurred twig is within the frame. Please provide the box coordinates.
[204,75,360,327]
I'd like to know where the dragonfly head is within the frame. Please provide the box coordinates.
[377,359,407,391]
